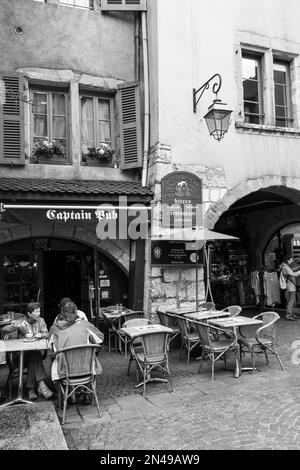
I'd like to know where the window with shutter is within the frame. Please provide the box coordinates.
[100,0,146,11]
[0,72,25,166]
[118,82,142,170]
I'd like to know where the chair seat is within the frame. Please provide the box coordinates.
[206,339,236,351]
[187,332,200,342]
[239,337,272,348]
[60,375,94,386]
[135,352,166,364]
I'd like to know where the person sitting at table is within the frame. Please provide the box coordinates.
[48,301,104,402]
[54,297,88,324]
[3,302,53,401]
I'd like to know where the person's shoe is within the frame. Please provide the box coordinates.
[292,315,299,320]
[285,316,296,321]
[28,389,37,401]
[37,381,53,399]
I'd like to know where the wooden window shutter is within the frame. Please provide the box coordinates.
[118,82,142,169]
[0,72,25,166]
[101,0,146,11]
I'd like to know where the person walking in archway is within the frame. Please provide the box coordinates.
[281,255,300,321]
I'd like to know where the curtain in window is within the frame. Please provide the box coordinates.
[52,93,66,147]
[81,97,94,150]
[98,99,111,146]
[33,92,48,142]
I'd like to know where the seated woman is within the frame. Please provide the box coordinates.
[4,302,53,400]
[48,301,104,399]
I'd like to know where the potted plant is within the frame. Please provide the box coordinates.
[32,139,66,163]
[82,143,115,166]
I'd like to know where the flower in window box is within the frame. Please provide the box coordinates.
[82,143,115,163]
[32,139,66,159]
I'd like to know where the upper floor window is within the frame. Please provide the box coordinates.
[81,94,115,166]
[242,53,264,125]
[31,88,70,164]
[273,61,292,128]
[58,0,94,9]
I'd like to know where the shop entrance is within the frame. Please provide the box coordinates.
[211,186,300,309]
[0,237,129,327]
[43,251,81,327]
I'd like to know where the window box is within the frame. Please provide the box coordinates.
[81,144,116,167]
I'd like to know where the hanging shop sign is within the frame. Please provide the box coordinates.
[151,240,203,266]
[161,172,203,228]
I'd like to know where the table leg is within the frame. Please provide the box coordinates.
[0,350,33,408]
[234,344,241,378]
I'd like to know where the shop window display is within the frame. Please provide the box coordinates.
[210,242,255,308]
[2,254,38,314]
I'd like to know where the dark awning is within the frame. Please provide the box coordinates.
[0,178,153,204]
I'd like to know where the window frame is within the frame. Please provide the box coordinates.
[242,51,265,125]
[58,0,94,10]
[273,59,293,128]
[29,86,70,165]
[80,91,115,166]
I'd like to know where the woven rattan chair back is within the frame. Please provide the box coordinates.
[200,302,215,311]
[255,311,279,343]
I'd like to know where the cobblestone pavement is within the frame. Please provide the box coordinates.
[59,316,300,450]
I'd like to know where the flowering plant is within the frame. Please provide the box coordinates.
[82,143,115,162]
[33,139,66,158]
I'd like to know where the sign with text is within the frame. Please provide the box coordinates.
[151,240,203,266]
[161,172,203,228]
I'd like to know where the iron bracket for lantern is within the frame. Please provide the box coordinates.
[193,73,222,113]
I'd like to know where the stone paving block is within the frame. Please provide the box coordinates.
[114,394,154,410]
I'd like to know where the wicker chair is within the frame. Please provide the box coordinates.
[221,305,242,317]
[199,302,216,311]
[123,318,153,367]
[175,316,201,366]
[54,344,102,424]
[238,311,284,373]
[193,320,240,381]
[156,309,180,346]
[133,330,174,396]
[101,311,118,353]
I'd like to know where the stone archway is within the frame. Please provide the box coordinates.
[0,223,129,274]
[205,175,300,229]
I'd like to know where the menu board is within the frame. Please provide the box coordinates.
[151,241,203,266]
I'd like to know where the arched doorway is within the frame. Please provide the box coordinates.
[206,185,300,308]
[0,237,128,327]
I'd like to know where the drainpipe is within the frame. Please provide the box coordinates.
[141,11,150,187]
[134,13,140,81]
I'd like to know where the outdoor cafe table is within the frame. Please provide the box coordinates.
[166,306,198,315]
[0,338,48,408]
[183,310,231,322]
[207,316,263,377]
[119,324,173,389]
[101,308,138,354]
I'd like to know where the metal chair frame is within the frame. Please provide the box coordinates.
[238,311,284,373]
[156,309,180,346]
[221,305,242,317]
[174,315,202,366]
[191,319,240,382]
[132,330,174,397]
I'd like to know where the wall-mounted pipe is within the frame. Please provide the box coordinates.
[141,11,150,187]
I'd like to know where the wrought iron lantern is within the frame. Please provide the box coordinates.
[193,74,232,141]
